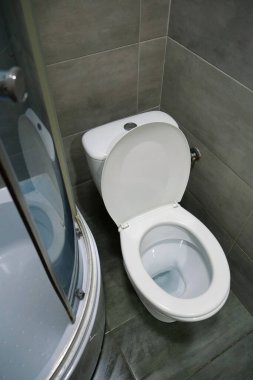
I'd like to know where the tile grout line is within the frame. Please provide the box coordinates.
[183,330,253,380]
[47,37,167,69]
[159,0,172,107]
[232,209,253,246]
[158,37,168,109]
[168,37,253,95]
[62,105,160,140]
[231,241,253,264]
[106,309,146,335]
[47,41,140,68]
[136,0,142,113]
[121,350,138,380]
[108,330,138,380]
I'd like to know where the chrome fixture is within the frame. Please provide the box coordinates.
[124,122,137,131]
[190,147,201,168]
[0,66,27,102]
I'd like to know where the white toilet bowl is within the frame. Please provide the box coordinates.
[120,205,230,322]
[82,111,230,322]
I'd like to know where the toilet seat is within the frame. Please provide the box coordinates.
[101,122,191,226]
[119,204,230,321]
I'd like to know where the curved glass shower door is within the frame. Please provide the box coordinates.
[0,2,78,314]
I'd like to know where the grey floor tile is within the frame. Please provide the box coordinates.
[47,45,138,137]
[92,333,134,380]
[83,199,145,331]
[188,332,253,380]
[161,38,253,189]
[32,0,140,64]
[169,0,253,90]
[138,38,166,111]
[236,211,253,261]
[140,0,170,41]
[112,292,253,380]
[102,257,145,332]
[229,244,253,316]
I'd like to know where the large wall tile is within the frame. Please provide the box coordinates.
[48,45,138,137]
[169,0,253,90]
[236,211,253,260]
[161,38,253,188]
[229,244,253,315]
[63,132,91,186]
[179,126,253,238]
[181,190,234,254]
[32,0,140,64]
[138,37,166,111]
[72,180,105,219]
[140,0,170,41]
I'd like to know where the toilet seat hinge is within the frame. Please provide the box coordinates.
[118,223,129,231]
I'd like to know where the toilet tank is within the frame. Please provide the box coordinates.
[82,111,179,192]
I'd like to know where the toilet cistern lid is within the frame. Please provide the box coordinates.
[101,122,191,226]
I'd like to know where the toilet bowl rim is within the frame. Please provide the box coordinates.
[120,204,230,319]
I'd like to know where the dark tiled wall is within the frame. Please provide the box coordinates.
[31,0,170,190]
[161,0,253,313]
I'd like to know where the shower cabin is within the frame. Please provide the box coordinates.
[0,1,104,379]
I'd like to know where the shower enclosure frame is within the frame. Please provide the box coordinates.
[0,1,105,378]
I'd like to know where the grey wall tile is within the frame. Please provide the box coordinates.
[179,126,253,239]
[188,331,253,380]
[181,190,234,254]
[236,211,253,261]
[138,37,166,111]
[0,175,4,189]
[229,244,253,315]
[169,0,253,90]
[72,180,105,219]
[113,292,253,379]
[140,0,170,41]
[161,38,253,188]
[32,0,140,64]
[63,133,90,186]
[0,11,9,51]
[48,45,138,137]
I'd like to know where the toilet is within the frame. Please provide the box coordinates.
[82,111,230,322]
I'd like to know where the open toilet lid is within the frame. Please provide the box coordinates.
[101,122,191,226]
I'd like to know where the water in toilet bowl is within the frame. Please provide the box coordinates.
[141,225,213,299]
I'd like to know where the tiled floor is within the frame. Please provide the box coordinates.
[79,196,253,380]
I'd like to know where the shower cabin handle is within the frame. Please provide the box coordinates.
[0,66,27,103]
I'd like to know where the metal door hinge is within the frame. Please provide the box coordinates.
[118,223,129,231]
[75,289,85,300]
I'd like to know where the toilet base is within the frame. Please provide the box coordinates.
[138,290,176,323]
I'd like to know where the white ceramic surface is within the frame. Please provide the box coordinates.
[101,122,191,226]
[82,111,230,323]
[120,204,230,322]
